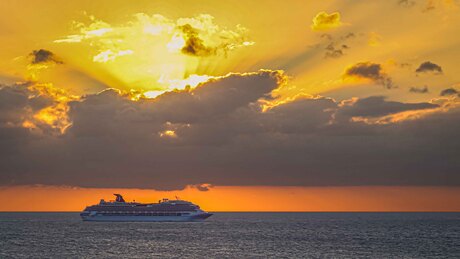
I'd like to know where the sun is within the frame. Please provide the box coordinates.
[51,13,253,96]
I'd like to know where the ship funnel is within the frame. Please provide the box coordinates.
[113,194,126,202]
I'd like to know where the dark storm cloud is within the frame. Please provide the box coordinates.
[409,86,429,93]
[29,49,63,65]
[344,62,394,89]
[0,71,459,190]
[415,61,443,74]
[440,87,459,97]
[178,24,214,57]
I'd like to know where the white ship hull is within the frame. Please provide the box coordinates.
[80,195,212,222]
[81,213,212,222]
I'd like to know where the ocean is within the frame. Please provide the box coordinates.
[0,212,459,258]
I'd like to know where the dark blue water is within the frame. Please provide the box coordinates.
[0,212,459,258]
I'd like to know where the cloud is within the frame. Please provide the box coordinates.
[177,24,214,56]
[93,50,133,63]
[0,82,74,135]
[440,87,459,96]
[27,49,65,82]
[398,0,416,7]
[337,96,438,119]
[409,86,429,93]
[1,71,459,190]
[324,43,345,58]
[56,13,253,59]
[343,62,394,89]
[189,183,213,191]
[320,32,355,59]
[415,61,443,74]
[29,49,63,65]
[311,11,343,31]
[53,13,254,91]
[421,0,457,12]
[368,32,382,47]
[397,0,457,11]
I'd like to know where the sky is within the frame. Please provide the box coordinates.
[0,0,459,211]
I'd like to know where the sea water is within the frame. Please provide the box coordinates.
[0,212,459,258]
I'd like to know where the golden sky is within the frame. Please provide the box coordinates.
[1,185,460,212]
[1,0,459,98]
[0,0,459,211]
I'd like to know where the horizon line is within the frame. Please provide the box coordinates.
[2,211,460,213]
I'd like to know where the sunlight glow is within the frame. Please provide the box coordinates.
[158,74,212,90]
[159,130,177,138]
[53,13,252,92]
[142,90,162,99]
[167,34,186,53]
[93,49,134,63]
[140,74,212,100]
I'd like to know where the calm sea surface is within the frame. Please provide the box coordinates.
[0,212,459,258]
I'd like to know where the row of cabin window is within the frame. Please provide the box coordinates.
[97,212,190,216]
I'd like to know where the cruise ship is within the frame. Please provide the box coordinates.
[80,194,212,222]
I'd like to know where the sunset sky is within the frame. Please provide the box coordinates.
[0,0,459,211]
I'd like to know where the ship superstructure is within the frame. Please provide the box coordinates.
[80,194,212,222]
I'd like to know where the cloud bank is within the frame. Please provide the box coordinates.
[0,70,459,190]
